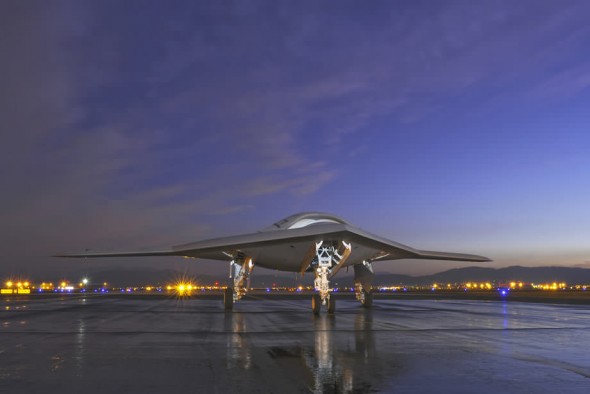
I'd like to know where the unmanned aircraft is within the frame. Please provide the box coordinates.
[56,212,490,314]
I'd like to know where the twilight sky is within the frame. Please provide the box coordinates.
[2,0,590,279]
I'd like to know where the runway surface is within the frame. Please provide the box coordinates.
[1,295,589,393]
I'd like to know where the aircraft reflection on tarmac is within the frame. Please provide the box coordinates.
[223,310,382,392]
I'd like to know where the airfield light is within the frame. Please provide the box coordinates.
[6,281,12,288]
[82,278,89,285]
[61,281,66,288]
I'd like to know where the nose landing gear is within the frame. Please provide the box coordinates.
[310,241,351,314]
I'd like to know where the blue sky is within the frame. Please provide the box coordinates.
[2,1,590,278]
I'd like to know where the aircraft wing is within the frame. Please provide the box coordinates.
[343,226,490,262]
[55,223,490,263]
[55,224,351,260]
[53,249,178,258]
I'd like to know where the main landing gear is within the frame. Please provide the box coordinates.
[356,286,373,308]
[354,260,375,309]
[224,253,255,312]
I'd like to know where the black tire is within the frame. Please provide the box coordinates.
[361,290,373,309]
[327,296,336,314]
[312,294,321,315]
[224,287,234,311]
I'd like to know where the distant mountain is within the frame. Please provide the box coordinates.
[419,266,590,285]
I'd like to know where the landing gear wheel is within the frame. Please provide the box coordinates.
[327,296,336,314]
[224,287,234,311]
[361,290,373,309]
[312,294,321,315]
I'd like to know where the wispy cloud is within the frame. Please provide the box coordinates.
[3,1,590,276]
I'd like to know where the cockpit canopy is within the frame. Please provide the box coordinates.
[263,212,349,231]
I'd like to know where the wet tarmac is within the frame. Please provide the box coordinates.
[1,295,589,393]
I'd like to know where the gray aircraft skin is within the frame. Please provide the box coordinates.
[56,212,490,312]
